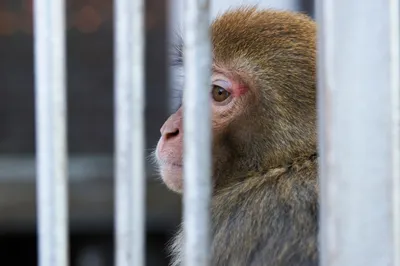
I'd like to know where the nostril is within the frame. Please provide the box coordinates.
[165,129,179,140]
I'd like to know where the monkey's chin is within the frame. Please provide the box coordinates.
[159,164,183,194]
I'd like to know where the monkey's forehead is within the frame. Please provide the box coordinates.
[210,7,316,66]
[170,7,316,78]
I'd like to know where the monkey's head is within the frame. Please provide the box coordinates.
[154,8,317,193]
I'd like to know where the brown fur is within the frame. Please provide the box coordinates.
[164,7,318,266]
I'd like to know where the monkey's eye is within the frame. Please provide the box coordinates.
[211,85,231,102]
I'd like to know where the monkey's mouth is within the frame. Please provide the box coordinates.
[154,148,183,168]
[168,162,183,167]
[158,158,183,168]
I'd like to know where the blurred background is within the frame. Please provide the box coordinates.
[0,0,314,265]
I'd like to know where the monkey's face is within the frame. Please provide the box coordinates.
[154,71,250,193]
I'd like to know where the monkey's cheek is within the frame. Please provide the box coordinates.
[160,164,183,194]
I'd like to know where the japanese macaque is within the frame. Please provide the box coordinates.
[153,7,318,266]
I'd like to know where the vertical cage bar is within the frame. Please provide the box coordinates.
[33,0,68,265]
[183,0,212,266]
[390,0,400,265]
[317,1,399,266]
[114,0,146,265]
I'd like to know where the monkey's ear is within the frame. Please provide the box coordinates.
[167,31,184,113]
[168,31,184,68]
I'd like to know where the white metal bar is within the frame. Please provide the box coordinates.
[114,0,146,265]
[183,0,212,265]
[390,1,400,265]
[317,1,399,266]
[33,0,68,265]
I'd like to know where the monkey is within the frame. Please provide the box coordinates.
[153,7,319,266]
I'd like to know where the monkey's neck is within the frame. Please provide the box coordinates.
[272,152,318,173]
[215,152,319,193]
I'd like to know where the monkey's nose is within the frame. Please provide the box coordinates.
[163,129,180,141]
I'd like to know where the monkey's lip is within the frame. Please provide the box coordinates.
[167,162,183,168]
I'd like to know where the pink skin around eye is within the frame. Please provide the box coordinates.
[212,74,249,98]
[232,85,248,97]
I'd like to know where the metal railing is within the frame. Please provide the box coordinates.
[316,0,400,266]
[34,0,68,265]
[182,0,212,265]
[114,0,146,265]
